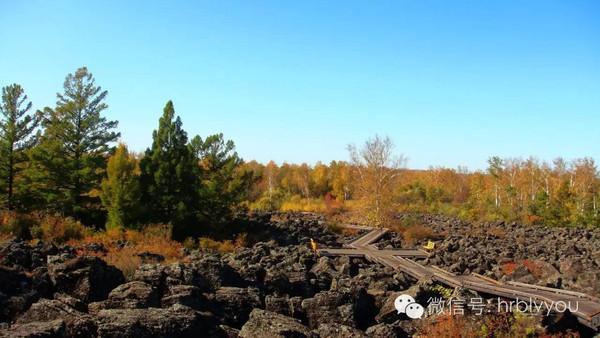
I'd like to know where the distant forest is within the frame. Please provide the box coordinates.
[1,67,598,242]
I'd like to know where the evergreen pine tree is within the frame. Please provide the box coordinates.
[139,101,196,229]
[27,67,119,220]
[0,84,40,209]
[192,133,253,227]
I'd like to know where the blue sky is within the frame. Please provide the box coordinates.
[1,1,598,170]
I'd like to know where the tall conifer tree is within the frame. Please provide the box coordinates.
[139,101,196,227]
[0,84,40,209]
[27,67,119,219]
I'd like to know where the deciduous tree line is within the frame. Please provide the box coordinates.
[0,67,251,239]
[242,144,599,227]
[2,68,598,232]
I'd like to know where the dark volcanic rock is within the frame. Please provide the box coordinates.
[238,309,314,338]
[17,294,96,337]
[365,323,406,337]
[190,254,247,291]
[95,304,217,338]
[164,262,207,290]
[47,255,125,303]
[0,239,32,269]
[265,294,292,317]
[103,281,160,309]
[31,241,59,269]
[301,285,376,330]
[7,319,66,337]
[316,323,366,337]
[161,285,208,311]
[132,264,166,290]
[0,266,38,322]
[210,287,263,328]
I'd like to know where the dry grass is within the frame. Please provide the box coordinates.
[341,228,359,236]
[402,225,435,243]
[198,237,238,254]
[421,314,476,337]
[521,259,541,279]
[488,228,506,238]
[68,224,184,279]
[0,232,11,245]
[501,261,518,275]
[501,260,543,279]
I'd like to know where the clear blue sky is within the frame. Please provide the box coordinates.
[1,1,598,170]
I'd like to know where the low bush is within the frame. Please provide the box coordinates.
[198,237,237,254]
[402,225,435,243]
[0,211,92,243]
[69,223,183,279]
[32,214,92,244]
[183,237,197,252]
[488,228,506,238]
[501,261,518,275]
[0,211,36,239]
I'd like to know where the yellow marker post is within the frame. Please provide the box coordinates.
[423,240,435,250]
[310,238,318,253]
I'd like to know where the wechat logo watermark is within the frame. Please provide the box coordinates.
[394,294,424,319]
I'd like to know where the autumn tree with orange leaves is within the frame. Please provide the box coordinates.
[348,135,407,227]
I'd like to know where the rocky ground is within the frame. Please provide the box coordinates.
[0,212,598,337]
[378,214,600,297]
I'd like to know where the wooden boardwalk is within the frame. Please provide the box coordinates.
[317,226,600,331]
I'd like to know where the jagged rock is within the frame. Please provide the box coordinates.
[16,295,96,337]
[301,285,376,330]
[238,309,314,338]
[164,262,207,290]
[216,325,240,338]
[95,304,217,337]
[0,266,32,321]
[365,323,404,337]
[161,285,208,310]
[529,260,561,287]
[7,319,66,337]
[210,287,263,328]
[265,294,292,316]
[309,257,337,292]
[47,255,124,303]
[2,292,39,323]
[376,291,404,324]
[132,264,166,290]
[53,293,88,313]
[316,323,366,337]
[31,241,59,269]
[0,240,31,269]
[265,264,314,298]
[103,281,160,309]
[31,267,53,299]
[190,254,246,291]
[508,264,537,284]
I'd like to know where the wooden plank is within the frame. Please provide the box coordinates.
[317,226,600,330]
[506,281,600,302]
[472,273,503,285]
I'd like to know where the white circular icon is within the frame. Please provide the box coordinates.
[394,294,415,314]
[405,302,424,319]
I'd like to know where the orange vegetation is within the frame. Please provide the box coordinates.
[421,314,477,337]
[501,261,518,275]
[402,225,435,243]
[68,224,183,279]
